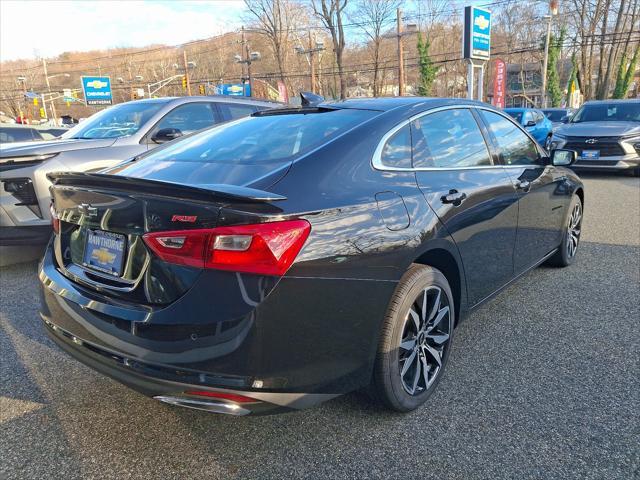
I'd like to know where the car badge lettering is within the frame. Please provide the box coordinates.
[585,138,598,144]
[78,203,98,217]
[171,215,198,223]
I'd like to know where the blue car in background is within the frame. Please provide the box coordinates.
[504,108,554,150]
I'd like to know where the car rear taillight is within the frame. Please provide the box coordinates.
[50,202,60,234]
[142,219,311,276]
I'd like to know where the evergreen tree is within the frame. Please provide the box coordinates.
[613,47,639,99]
[546,28,565,107]
[417,33,438,96]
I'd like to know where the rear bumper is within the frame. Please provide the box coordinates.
[39,241,395,414]
[43,317,334,415]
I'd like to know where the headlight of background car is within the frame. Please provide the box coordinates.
[550,134,567,150]
[621,135,640,156]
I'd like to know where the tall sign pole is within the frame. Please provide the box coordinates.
[463,6,491,101]
[397,8,405,96]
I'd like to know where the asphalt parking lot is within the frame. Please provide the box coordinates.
[1,173,638,480]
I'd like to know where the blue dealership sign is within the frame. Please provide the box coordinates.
[81,76,113,105]
[463,6,491,60]
[214,83,251,97]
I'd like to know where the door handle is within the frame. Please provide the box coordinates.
[441,189,467,206]
[516,180,531,192]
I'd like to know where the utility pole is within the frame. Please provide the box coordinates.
[182,50,192,96]
[295,32,325,93]
[397,8,405,96]
[243,29,252,94]
[234,27,261,97]
[42,59,58,126]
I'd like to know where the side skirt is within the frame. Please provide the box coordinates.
[468,248,558,312]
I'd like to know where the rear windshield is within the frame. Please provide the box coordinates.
[114,108,375,180]
[571,103,639,123]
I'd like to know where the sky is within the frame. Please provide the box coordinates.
[0,0,247,61]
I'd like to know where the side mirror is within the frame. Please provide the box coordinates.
[525,120,536,127]
[151,127,182,144]
[560,116,569,123]
[551,149,576,167]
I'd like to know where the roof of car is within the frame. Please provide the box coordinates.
[582,99,639,105]
[121,96,284,107]
[0,124,38,129]
[321,97,489,112]
[504,107,540,112]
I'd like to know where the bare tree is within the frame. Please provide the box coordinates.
[311,0,348,99]
[349,0,398,96]
[244,0,296,85]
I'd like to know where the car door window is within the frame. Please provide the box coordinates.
[380,124,412,168]
[152,103,218,137]
[218,103,257,121]
[480,110,542,166]
[411,109,492,168]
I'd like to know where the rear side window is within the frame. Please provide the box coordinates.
[411,109,492,168]
[0,128,36,142]
[218,103,257,120]
[480,110,541,166]
[151,102,219,136]
[114,108,375,183]
[380,125,412,168]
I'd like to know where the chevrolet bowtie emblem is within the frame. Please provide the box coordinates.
[91,248,116,265]
[78,203,98,217]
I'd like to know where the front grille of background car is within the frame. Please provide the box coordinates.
[564,137,625,156]
[575,160,621,166]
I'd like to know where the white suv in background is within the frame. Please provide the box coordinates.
[0,96,280,246]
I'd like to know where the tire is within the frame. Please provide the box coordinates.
[544,134,552,151]
[546,194,583,267]
[373,264,455,412]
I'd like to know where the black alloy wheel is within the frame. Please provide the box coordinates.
[547,194,583,267]
[399,286,451,395]
[373,265,455,412]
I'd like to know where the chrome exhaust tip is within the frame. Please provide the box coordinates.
[153,395,251,416]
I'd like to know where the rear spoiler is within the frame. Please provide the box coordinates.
[47,172,287,203]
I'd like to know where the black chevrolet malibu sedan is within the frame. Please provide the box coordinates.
[39,97,584,415]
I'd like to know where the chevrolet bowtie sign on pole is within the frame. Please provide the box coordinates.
[81,76,113,106]
[463,6,491,102]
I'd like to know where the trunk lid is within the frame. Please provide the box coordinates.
[49,172,285,305]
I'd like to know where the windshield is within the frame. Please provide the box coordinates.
[571,103,639,123]
[62,101,165,139]
[543,110,567,122]
[112,108,376,184]
[505,111,523,123]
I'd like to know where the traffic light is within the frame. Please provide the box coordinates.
[182,76,187,90]
[198,84,205,95]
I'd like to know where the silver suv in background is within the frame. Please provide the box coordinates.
[550,99,639,174]
[0,96,280,245]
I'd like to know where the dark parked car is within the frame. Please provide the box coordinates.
[542,107,575,129]
[40,97,584,416]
